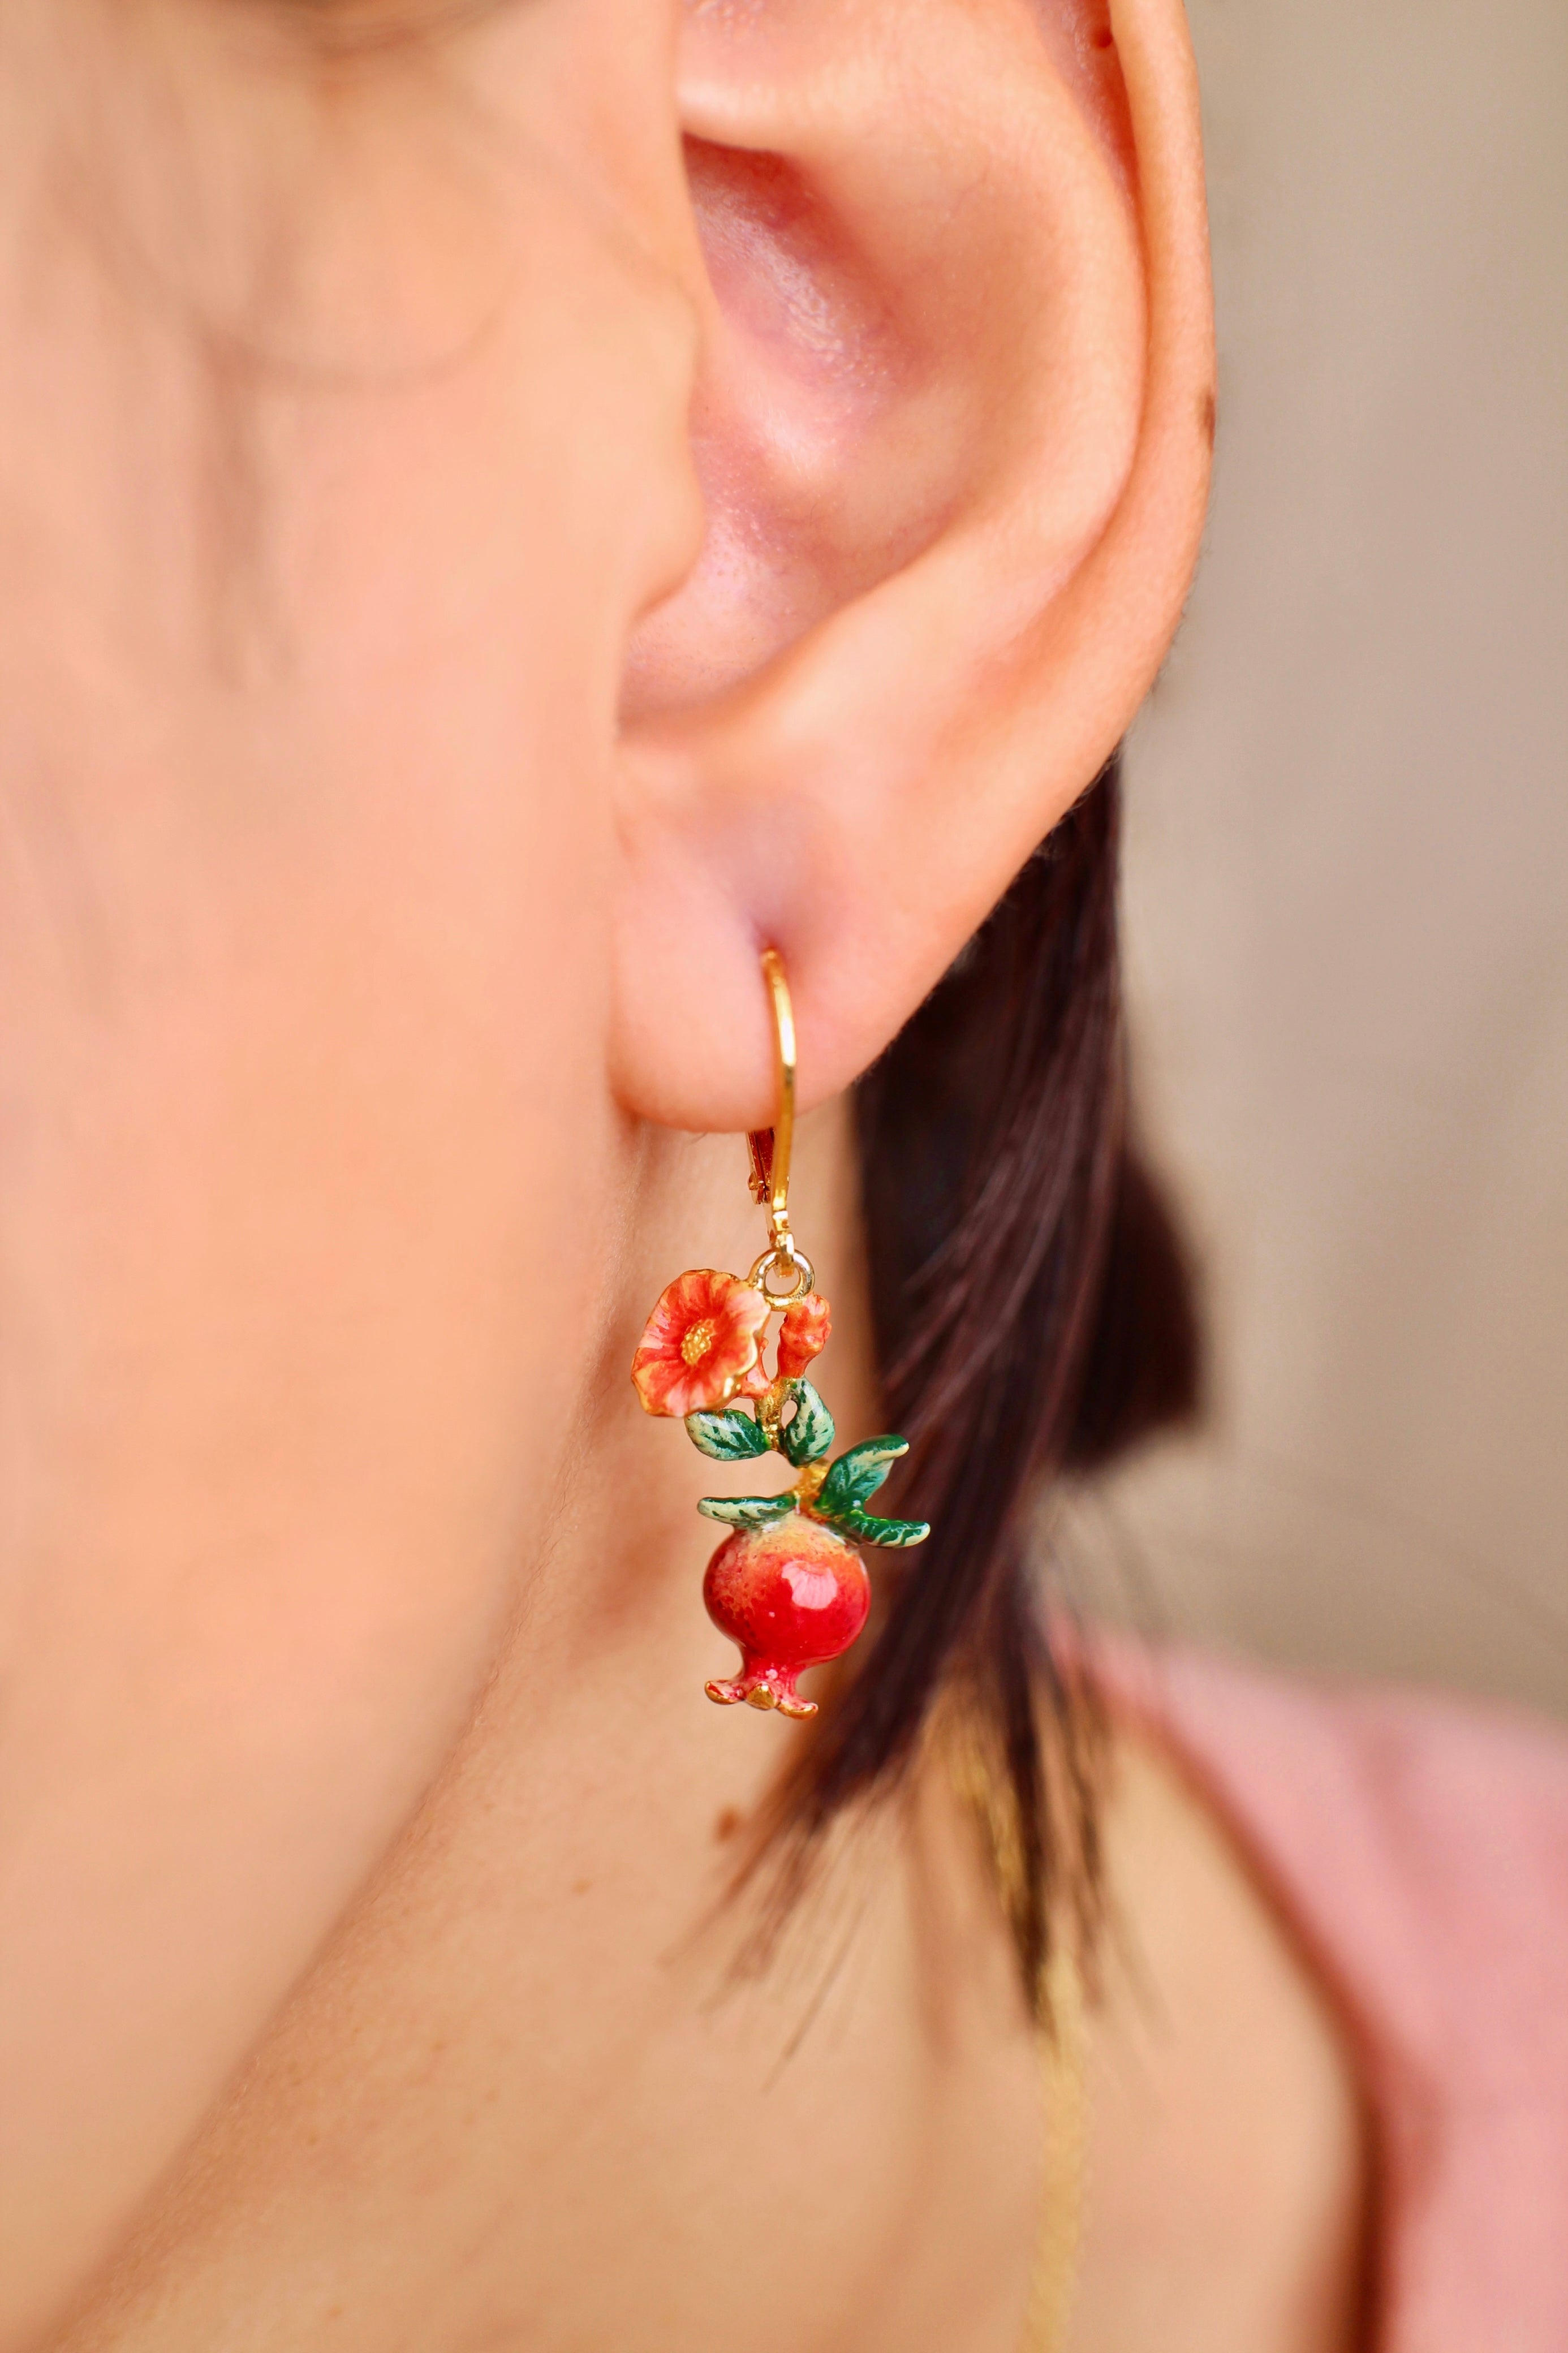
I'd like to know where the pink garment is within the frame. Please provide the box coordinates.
[1102,1643,1568,2351]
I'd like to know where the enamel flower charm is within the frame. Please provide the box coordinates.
[631,1269,772,1417]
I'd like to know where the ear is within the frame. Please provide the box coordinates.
[612,0,1213,1130]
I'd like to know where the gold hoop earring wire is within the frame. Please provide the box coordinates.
[746,948,815,1305]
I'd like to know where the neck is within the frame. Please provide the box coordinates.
[58,1100,1046,2353]
[49,1104,1367,2353]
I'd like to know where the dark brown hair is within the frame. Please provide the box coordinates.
[786,754,1201,1993]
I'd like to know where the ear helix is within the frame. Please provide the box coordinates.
[627,949,929,1720]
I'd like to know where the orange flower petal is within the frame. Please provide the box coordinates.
[777,1291,832,1382]
[631,1269,770,1416]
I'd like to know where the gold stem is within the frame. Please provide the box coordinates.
[794,1460,828,1512]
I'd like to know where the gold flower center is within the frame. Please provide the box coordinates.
[680,1317,718,1367]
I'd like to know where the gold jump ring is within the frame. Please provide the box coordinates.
[749,1241,815,1306]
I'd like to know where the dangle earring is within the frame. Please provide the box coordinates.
[631,949,931,1720]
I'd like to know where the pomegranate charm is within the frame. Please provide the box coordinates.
[701,1519,869,1718]
[633,1272,930,1717]
[628,949,931,1720]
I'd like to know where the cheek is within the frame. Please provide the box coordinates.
[0,300,660,1740]
[0,350,624,2037]
[0,398,625,2353]
[1,75,701,1575]
[0,83,700,2309]
[0,0,712,1797]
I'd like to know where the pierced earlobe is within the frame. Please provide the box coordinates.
[628,949,928,1719]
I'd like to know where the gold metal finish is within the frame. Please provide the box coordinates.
[793,1459,829,1512]
[747,947,797,1256]
[747,1241,815,1305]
[1024,1944,1089,2353]
[950,1727,1091,2353]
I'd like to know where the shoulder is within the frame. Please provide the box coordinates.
[1090,1640,1568,2350]
[1070,1726,1369,2353]
[1096,1641,1568,2045]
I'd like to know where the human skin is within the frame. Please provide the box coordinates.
[0,3,1366,2349]
[36,1111,1367,2353]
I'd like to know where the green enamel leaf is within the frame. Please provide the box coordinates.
[779,1379,835,1468]
[697,1492,796,1529]
[818,1434,910,1517]
[684,1407,771,1461]
[816,1503,931,1550]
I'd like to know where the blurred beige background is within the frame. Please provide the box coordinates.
[1084,0,1568,1711]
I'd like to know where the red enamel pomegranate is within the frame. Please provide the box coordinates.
[703,1517,870,1719]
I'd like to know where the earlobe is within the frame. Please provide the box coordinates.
[611,0,1212,1134]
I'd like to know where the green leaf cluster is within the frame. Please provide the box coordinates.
[696,1492,795,1529]
[779,1380,834,1466]
[815,1436,929,1548]
[684,1407,770,1461]
[685,1393,929,1552]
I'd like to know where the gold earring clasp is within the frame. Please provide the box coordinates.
[746,947,814,1303]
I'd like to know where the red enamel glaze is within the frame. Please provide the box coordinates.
[702,1518,870,1720]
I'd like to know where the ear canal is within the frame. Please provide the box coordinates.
[611,0,1212,1135]
[623,0,1144,729]
[622,131,977,724]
